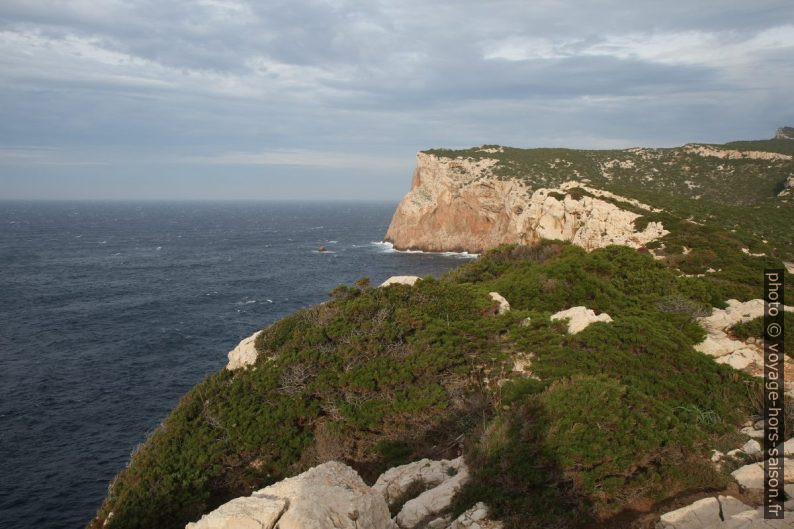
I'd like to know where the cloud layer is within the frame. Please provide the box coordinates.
[1,0,793,199]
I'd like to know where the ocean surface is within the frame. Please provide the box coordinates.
[0,201,473,529]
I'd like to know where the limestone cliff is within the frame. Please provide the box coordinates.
[384,151,667,253]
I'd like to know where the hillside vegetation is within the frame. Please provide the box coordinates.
[89,242,778,529]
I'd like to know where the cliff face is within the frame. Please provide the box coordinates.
[384,152,667,253]
[775,126,794,140]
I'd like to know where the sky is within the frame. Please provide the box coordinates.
[1,0,793,200]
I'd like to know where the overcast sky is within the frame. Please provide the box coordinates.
[1,0,793,200]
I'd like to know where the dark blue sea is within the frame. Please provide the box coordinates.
[0,201,473,529]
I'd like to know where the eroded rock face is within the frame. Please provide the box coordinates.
[188,462,396,529]
[384,152,667,253]
[550,306,613,334]
[226,330,262,370]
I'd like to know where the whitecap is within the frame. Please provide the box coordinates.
[371,241,478,258]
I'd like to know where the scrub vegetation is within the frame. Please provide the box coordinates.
[89,133,792,529]
[90,243,765,529]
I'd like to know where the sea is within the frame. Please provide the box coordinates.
[0,201,474,529]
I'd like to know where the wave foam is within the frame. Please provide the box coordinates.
[371,241,478,258]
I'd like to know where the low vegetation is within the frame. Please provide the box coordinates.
[90,243,764,529]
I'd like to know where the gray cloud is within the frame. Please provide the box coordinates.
[1,0,793,199]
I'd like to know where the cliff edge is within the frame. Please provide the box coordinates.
[384,151,666,253]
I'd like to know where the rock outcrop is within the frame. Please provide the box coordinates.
[187,458,499,529]
[683,144,792,161]
[488,292,510,314]
[226,330,262,370]
[775,127,794,140]
[373,457,465,508]
[395,464,470,529]
[731,460,794,490]
[694,299,794,373]
[187,461,397,529]
[381,275,422,287]
[384,152,667,253]
[658,496,753,529]
[550,306,613,334]
[779,175,794,197]
[447,503,502,529]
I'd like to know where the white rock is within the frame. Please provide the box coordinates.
[373,457,465,507]
[740,427,764,440]
[381,276,422,287]
[488,292,510,314]
[717,507,794,528]
[447,502,502,529]
[189,462,396,529]
[226,330,262,370]
[741,439,762,458]
[731,460,794,490]
[695,300,794,368]
[186,496,287,529]
[259,461,396,529]
[658,496,752,529]
[710,450,724,463]
[658,497,722,529]
[550,306,613,334]
[185,496,287,529]
[715,348,761,370]
[719,496,755,520]
[395,465,470,529]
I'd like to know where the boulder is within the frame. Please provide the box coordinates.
[731,460,794,490]
[488,292,510,314]
[550,306,613,334]
[226,330,262,370]
[187,462,396,529]
[741,439,762,458]
[395,465,470,529]
[381,276,422,287]
[373,457,465,508]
